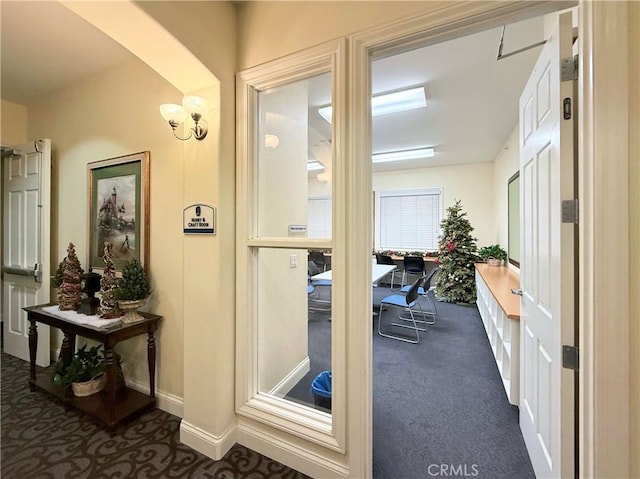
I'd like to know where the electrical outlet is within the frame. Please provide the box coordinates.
[290,254,298,269]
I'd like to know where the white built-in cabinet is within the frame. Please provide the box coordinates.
[475,264,520,406]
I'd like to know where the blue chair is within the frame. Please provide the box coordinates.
[377,275,427,344]
[399,267,438,324]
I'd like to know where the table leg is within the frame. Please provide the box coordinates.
[28,320,37,390]
[147,331,156,401]
[104,346,117,425]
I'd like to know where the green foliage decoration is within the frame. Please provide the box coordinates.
[435,200,479,304]
[53,344,105,388]
[114,259,151,301]
[478,244,507,261]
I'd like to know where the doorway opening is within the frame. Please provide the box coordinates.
[365,9,576,478]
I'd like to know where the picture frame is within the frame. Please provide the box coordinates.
[87,151,150,273]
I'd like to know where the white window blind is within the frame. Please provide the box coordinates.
[376,189,442,251]
[307,197,332,238]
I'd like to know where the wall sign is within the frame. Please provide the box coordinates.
[183,204,216,234]
[288,224,307,235]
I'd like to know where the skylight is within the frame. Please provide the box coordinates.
[318,86,426,124]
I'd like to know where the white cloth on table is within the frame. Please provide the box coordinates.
[41,305,122,329]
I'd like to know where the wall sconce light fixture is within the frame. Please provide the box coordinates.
[160,96,209,141]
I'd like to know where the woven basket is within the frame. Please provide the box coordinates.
[71,373,106,397]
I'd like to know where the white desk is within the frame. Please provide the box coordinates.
[311,260,396,284]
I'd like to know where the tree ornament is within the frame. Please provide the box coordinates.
[58,242,84,311]
[435,200,479,304]
[98,242,121,319]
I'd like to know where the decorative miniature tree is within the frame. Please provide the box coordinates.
[98,242,121,319]
[115,259,151,302]
[58,243,84,311]
[52,258,65,288]
[114,259,151,324]
[435,200,479,304]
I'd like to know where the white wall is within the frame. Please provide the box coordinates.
[0,100,27,146]
[373,162,495,247]
[237,1,449,71]
[131,0,239,449]
[493,125,519,257]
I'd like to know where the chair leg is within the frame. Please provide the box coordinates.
[308,285,332,312]
[378,303,420,344]
[397,301,431,329]
[389,270,399,291]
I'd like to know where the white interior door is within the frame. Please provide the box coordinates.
[518,12,575,479]
[2,139,51,366]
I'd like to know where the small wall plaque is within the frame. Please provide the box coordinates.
[288,225,307,235]
[183,204,216,234]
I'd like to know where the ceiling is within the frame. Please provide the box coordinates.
[0,1,134,106]
[1,2,544,171]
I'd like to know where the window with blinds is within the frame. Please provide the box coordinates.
[375,188,442,251]
[307,197,332,238]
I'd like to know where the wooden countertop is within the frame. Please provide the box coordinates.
[475,263,521,320]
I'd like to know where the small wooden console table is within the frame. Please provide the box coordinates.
[23,304,162,430]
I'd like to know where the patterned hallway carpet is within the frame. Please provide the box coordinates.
[1,352,307,479]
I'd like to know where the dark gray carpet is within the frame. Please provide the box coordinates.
[0,351,308,479]
[289,285,535,479]
[285,309,332,410]
[373,294,534,479]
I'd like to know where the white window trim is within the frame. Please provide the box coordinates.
[374,187,443,251]
[235,38,347,458]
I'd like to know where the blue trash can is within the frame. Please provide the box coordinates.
[311,370,332,411]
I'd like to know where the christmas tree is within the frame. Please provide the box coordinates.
[98,242,121,319]
[435,200,478,303]
[58,243,84,311]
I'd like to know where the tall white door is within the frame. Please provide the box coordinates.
[518,12,576,479]
[2,139,51,366]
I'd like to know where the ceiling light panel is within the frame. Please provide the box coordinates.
[372,147,435,163]
[371,87,426,117]
[317,86,426,124]
[307,161,325,171]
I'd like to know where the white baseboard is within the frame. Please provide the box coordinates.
[236,421,349,479]
[180,421,236,461]
[127,378,184,418]
[269,356,310,398]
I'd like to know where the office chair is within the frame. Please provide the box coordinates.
[375,253,398,290]
[401,255,425,288]
[377,275,427,344]
[308,262,331,311]
[400,267,438,325]
[309,250,329,272]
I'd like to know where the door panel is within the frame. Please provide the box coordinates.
[518,12,575,479]
[2,140,51,366]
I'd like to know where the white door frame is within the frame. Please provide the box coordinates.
[350,1,630,477]
[578,2,630,478]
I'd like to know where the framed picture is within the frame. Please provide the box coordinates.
[87,151,150,272]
